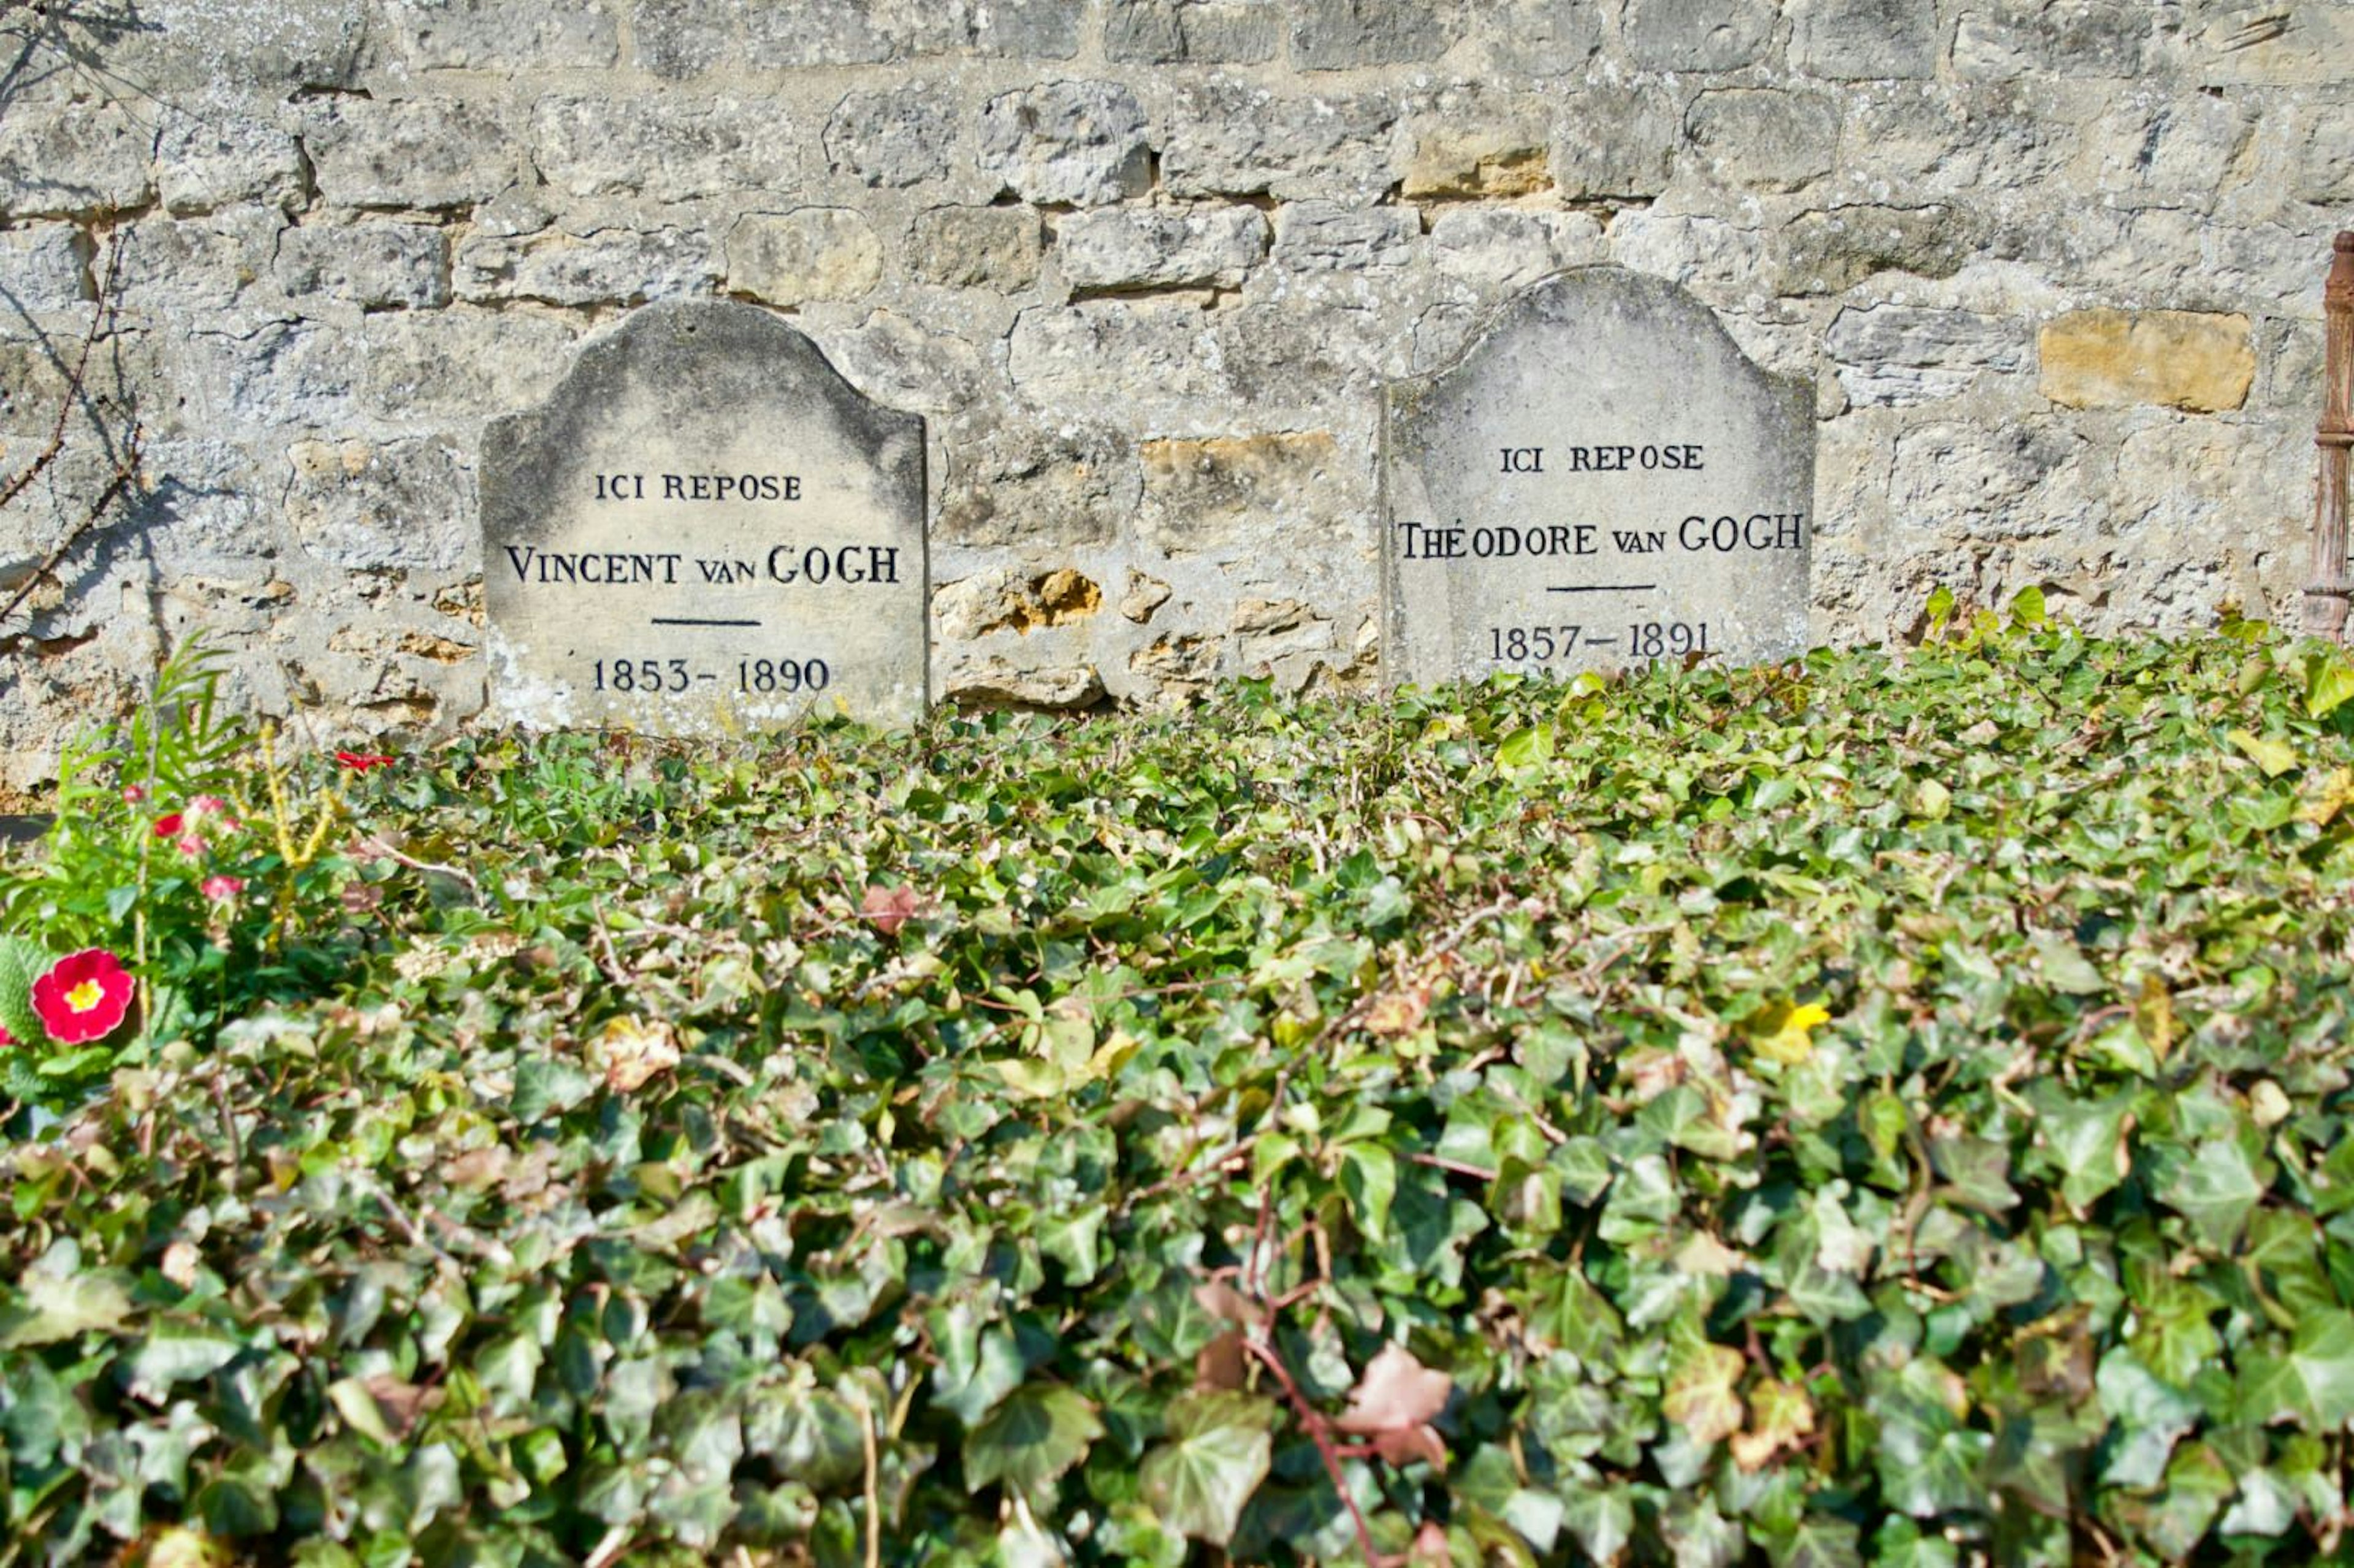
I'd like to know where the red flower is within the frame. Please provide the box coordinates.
[122,785,145,804]
[335,751,395,772]
[153,812,184,839]
[201,875,246,902]
[30,949,134,1045]
[0,1021,12,1046]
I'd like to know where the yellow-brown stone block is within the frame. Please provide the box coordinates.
[1401,131,1552,199]
[2038,309,2255,412]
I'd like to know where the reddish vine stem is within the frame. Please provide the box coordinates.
[1240,1335,1395,1568]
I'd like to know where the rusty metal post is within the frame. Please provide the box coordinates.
[2307,232,2354,641]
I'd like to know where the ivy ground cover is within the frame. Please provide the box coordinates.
[6,614,2354,1566]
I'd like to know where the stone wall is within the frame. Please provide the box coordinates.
[1,0,2348,793]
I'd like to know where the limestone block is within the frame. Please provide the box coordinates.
[2190,7,2354,86]
[634,0,888,72]
[1429,208,1603,291]
[1059,207,1268,290]
[825,86,959,188]
[113,213,281,319]
[1688,91,1838,194]
[531,94,799,200]
[1272,202,1418,272]
[2292,105,2354,204]
[1789,0,1937,78]
[825,311,988,417]
[1606,211,1770,298]
[724,210,885,306]
[1620,0,1777,70]
[934,568,1104,639]
[1403,116,1552,199]
[936,413,1137,547]
[1888,421,2093,538]
[1217,299,1397,405]
[0,99,153,219]
[359,310,584,423]
[2039,310,2255,413]
[1121,570,1173,622]
[910,207,1046,291]
[275,223,451,310]
[942,658,1105,710]
[386,0,618,68]
[1290,0,1464,68]
[0,227,91,313]
[454,226,714,307]
[1161,81,1400,202]
[305,97,514,211]
[126,0,368,93]
[1232,598,1336,687]
[1954,1,2151,79]
[1008,299,1230,422]
[1549,82,1680,199]
[1138,432,1344,554]
[1773,205,1973,294]
[1827,305,2027,405]
[1129,634,1223,698]
[879,0,1086,59]
[1469,0,1603,75]
[285,436,471,571]
[979,82,1152,207]
[158,109,306,216]
[1106,0,1281,62]
[1838,84,2071,197]
[2081,96,2257,204]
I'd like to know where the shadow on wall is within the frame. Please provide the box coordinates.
[0,1,154,664]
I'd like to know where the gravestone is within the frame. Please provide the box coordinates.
[481,299,926,733]
[1382,268,1813,684]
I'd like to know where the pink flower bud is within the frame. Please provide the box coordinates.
[201,875,246,902]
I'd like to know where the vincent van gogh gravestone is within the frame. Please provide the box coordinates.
[481,300,926,733]
[1382,268,1813,685]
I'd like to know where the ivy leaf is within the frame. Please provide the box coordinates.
[1662,1341,1744,1445]
[2228,729,2298,777]
[1729,1378,1815,1472]
[966,1384,1103,1499]
[2166,1138,2267,1249]
[0,1268,135,1347]
[1749,1000,1830,1067]
[1139,1392,1276,1544]
[2307,653,2354,720]
[1334,1342,1452,1469]
[2238,1310,2354,1430]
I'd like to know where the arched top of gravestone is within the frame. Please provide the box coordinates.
[1390,266,1810,428]
[482,298,922,550]
[1382,266,1815,687]
[479,297,928,733]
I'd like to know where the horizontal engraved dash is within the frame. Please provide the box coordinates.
[1545,584,1656,595]
[650,616,762,627]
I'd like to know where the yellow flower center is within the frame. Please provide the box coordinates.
[64,978,104,1014]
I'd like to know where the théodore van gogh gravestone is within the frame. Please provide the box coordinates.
[1382,269,1813,683]
[481,300,926,733]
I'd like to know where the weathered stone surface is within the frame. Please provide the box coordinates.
[0,99,153,219]
[1105,0,1281,62]
[1217,299,1398,404]
[274,222,449,311]
[1121,569,1172,622]
[1232,597,1338,688]
[1789,0,1937,79]
[531,94,798,200]
[942,658,1104,709]
[481,300,928,731]
[634,0,887,72]
[158,109,306,216]
[1384,268,1814,685]
[724,210,885,306]
[1430,208,1603,291]
[1272,203,1419,272]
[1549,82,1681,199]
[1687,90,1838,193]
[1140,432,1345,555]
[978,82,1151,207]
[1403,119,1552,199]
[910,207,1046,291]
[1059,207,1268,291]
[1620,0,1776,70]
[2192,7,2354,86]
[1773,205,1972,294]
[936,414,1136,547]
[2081,96,2257,205]
[113,213,283,319]
[0,227,91,313]
[1887,420,2091,538]
[1470,0,1602,75]
[1160,82,1400,201]
[131,0,370,91]
[306,97,515,211]
[1291,0,1465,68]
[1129,634,1222,698]
[934,566,1103,639]
[1837,84,2072,196]
[387,0,619,68]
[288,437,472,571]
[2291,105,2354,204]
[359,310,584,423]
[824,85,958,188]
[1606,211,1769,297]
[2039,310,2255,412]
[455,225,714,307]
[879,0,1086,59]
[1008,300,1230,421]
[1826,305,2027,405]
[826,311,988,417]
[1953,1,2150,79]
